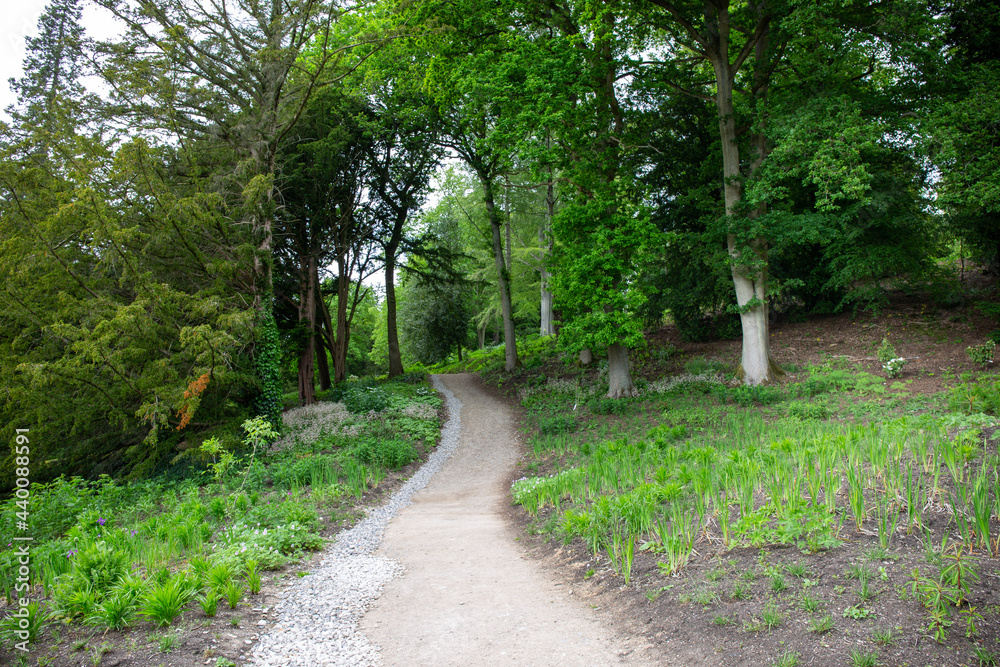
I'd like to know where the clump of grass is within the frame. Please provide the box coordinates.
[786,562,808,578]
[198,590,219,618]
[800,592,822,613]
[774,651,800,667]
[224,580,243,610]
[87,591,138,631]
[0,601,54,645]
[692,589,719,606]
[140,579,192,628]
[973,646,997,666]
[849,648,878,667]
[809,614,835,634]
[157,632,179,652]
[746,602,783,633]
[207,563,233,591]
[872,627,894,645]
[730,581,751,601]
[761,602,783,631]
[244,559,262,595]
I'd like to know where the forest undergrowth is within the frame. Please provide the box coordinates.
[441,292,1000,667]
[0,375,441,666]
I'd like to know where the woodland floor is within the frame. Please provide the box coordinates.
[497,274,1000,667]
[5,273,1000,667]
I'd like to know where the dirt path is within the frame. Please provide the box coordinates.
[361,373,651,666]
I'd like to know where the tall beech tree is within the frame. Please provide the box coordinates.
[630,0,785,384]
[627,0,931,383]
[528,0,657,397]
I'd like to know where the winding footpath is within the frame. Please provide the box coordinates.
[248,373,647,666]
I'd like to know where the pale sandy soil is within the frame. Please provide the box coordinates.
[361,373,656,666]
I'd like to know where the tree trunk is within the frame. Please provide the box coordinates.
[317,288,336,384]
[315,333,330,391]
[607,342,636,398]
[505,183,513,276]
[481,175,519,371]
[712,43,774,385]
[579,348,593,366]
[297,254,317,406]
[334,260,351,384]
[541,162,556,336]
[478,324,486,349]
[314,265,331,391]
[385,252,404,378]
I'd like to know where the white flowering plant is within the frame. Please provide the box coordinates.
[213,520,323,569]
[882,357,907,378]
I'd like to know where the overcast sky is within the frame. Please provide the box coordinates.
[1,1,120,119]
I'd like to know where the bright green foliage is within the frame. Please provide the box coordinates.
[140,577,194,627]
[224,580,243,610]
[551,194,659,354]
[87,590,139,631]
[351,437,418,469]
[244,559,262,595]
[253,309,284,430]
[198,590,219,617]
[966,340,996,366]
[0,130,256,484]
[0,601,54,648]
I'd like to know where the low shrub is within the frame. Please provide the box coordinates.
[786,401,831,420]
[537,415,578,434]
[587,397,629,415]
[718,384,785,406]
[351,437,417,469]
[343,386,391,413]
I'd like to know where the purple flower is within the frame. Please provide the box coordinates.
[97,517,106,526]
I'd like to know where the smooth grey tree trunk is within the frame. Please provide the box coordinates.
[606,343,637,398]
[709,11,776,385]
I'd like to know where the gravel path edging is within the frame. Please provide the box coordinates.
[247,375,462,667]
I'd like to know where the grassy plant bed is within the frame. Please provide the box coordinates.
[0,376,442,666]
[502,344,1000,666]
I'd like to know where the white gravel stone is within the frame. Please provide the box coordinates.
[247,376,461,667]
